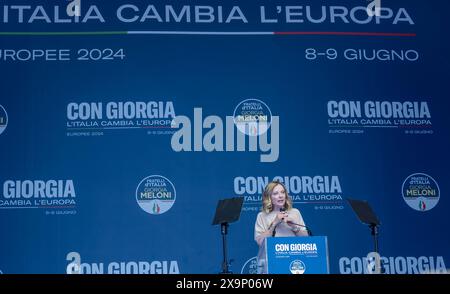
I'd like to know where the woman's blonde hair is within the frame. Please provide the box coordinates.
[261,181,293,213]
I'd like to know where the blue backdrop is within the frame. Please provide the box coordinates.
[1,0,449,274]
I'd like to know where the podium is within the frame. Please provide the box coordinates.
[261,236,329,274]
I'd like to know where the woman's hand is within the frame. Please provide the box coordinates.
[276,211,288,224]
[270,211,288,229]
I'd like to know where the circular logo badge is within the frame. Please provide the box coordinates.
[136,175,176,215]
[233,99,272,136]
[240,257,258,274]
[402,173,440,212]
[0,105,8,135]
[290,260,306,274]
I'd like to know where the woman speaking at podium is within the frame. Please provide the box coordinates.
[254,181,309,273]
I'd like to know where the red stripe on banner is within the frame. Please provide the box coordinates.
[274,31,416,37]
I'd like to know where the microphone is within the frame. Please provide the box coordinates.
[280,207,286,217]
[272,208,286,237]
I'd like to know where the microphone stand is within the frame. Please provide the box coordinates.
[272,208,286,237]
[272,223,278,237]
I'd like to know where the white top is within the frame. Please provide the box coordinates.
[254,208,307,273]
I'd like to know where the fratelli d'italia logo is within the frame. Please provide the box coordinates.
[290,260,306,274]
[233,99,272,136]
[136,175,176,215]
[0,105,8,135]
[402,173,440,212]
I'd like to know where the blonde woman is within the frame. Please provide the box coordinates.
[254,181,309,273]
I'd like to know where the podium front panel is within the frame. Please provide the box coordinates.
[265,236,329,274]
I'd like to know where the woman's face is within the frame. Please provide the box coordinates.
[270,184,286,210]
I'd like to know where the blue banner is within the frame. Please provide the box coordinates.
[0,0,449,274]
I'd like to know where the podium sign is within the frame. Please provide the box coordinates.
[265,236,329,274]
